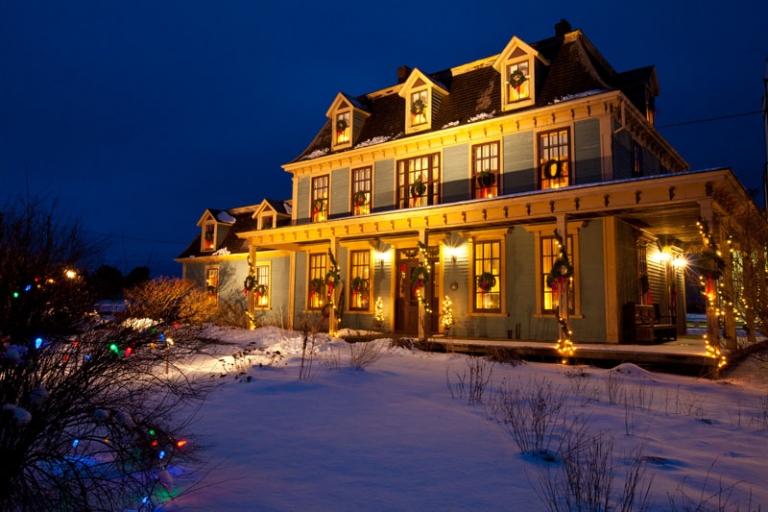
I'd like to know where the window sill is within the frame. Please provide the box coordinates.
[468,311,508,317]
[534,313,584,319]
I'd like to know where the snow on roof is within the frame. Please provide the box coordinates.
[217,211,236,224]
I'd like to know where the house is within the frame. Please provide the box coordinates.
[176,19,762,350]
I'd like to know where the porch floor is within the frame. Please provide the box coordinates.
[421,334,728,378]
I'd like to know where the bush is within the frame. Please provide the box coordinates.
[123,277,215,328]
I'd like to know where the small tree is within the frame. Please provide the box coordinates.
[122,276,216,330]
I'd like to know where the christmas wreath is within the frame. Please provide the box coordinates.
[351,276,369,293]
[410,266,429,296]
[353,191,368,207]
[547,256,574,291]
[410,178,427,198]
[336,118,348,134]
[476,272,497,292]
[410,98,426,116]
[204,231,214,242]
[309,278,325,298]
[312,198,325,215]
[325,270,340,290]
[696,251,725,281]
[544,159,564,179]
[207,285,216,296]
[477,171,495,189]
[509,69,527,90]
[254,284,267,297]
[243,274,257,292]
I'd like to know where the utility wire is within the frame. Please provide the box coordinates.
[657,110,762,129]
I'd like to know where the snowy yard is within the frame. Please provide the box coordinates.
[160,327,768,511]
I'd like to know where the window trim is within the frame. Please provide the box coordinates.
[396,152,441,209]
[528,225,582,318]
[334,110,351,148]
[538,127,571,190]
[351,166,372,216]
[201,220,216,252]
[307,252,328,311]
[471,239,503,313]
[311,175,330,223]
[471,141,501,199]
[348,249,372,312]
[253,261,272,309]
[205,264,220,303]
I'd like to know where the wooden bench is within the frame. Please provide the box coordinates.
[623,303,677,343]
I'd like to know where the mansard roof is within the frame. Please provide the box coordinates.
[291,21,658,163]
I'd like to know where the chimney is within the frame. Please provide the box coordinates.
[397,66,411,84]
[554,19,572,38]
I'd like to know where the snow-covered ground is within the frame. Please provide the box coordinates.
[159,326,768,511]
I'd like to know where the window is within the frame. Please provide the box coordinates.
[202,222,215,251]
[633,141,643,177]
[541,235,574,314]
[311,175,329,222]
[473,241,501,312]
[352,167,372,215]
[410,90,428,127]
[261,215,274,230]
[308,253,327,310]
[335,111,350,145]
[539,129,570,190]
[255,264,270,308]
[349,250,371,311]
[506,61,530,103]
[472,142,500,199]
[205,266,219,302]
[397,153,440,209]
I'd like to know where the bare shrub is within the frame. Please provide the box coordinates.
[123,277,215,328]
[326,345,342,371]
[348,339,388,370]
[566,367,601,405]
[298,314,323,380]
[668,460,756,512]
[446,367,466,400]
[485,346,522,366]
[489,376,579,459]
[213,299,249,328]
[605,370,624,405]
[467,357,493,405]
[391,337,416,350]
[536,435,654,512]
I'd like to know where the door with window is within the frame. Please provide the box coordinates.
[394,248,438,334]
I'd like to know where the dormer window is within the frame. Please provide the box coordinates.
[506,61,530,102]
[335,111,350,145]
[202,222,215,252]
[493,36,547,112]
[410,90,428,127]
[261,215,274,230]
[398,68,449,135]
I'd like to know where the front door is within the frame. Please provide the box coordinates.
[395,249,438,334]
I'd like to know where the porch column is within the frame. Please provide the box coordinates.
[247,244,256,329]
[602,217,620,343]
[418,228,430,341]
[720,223,737,350]
[328,236,339,335]
[700,199,721,352]
[556,215,569,341]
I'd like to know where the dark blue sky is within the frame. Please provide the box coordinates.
[2,1,767,277]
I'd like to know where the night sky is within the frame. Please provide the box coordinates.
[2,1,766,277]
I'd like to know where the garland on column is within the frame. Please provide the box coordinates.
[325,249,342,331]
[696,219,728,369]
[411,241,433,314]
[546,229,575,358]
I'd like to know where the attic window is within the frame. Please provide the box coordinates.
[506,61,530,103]
[261,215,274,230]
[410,90,428,127]
[202,222,215,252]
[335,111,350,145]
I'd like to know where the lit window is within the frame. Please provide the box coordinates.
[410,90,428,127]
[397,153,440,209]
[633,141,643,177]
[202,222,215,251]
[349,250,371,311]
[506,61,530,103]
[473,241,501,312]
[541,235,574,314]
[352,167,372,215]
[308,253,327,310]
[205,266,219,303]
[539,129,570,190]
[254,265,270,308]
[311,175,329,222]
[472,142,500,199]
[336,112,350,145]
